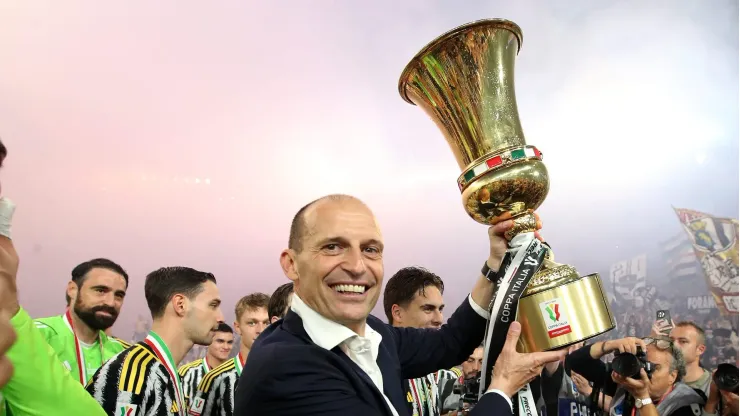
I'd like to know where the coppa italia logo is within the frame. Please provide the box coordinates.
[545,303,561,322]
[539,298,572,338]
[116,403,137,416]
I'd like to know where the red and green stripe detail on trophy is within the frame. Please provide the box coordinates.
[457,146,543,191]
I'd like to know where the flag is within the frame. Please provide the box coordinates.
[673,207,739,316]
[660,232,702,281]
[609,254,647,300]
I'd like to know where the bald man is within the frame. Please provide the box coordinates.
[234,194,564,416]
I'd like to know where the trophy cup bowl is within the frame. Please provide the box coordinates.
[399,19,615,352]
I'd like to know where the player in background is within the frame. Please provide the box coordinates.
[178,322,234,408]
[188,293,269,416]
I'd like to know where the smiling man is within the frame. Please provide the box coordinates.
[233,194,564,416]
[34,258,130,385]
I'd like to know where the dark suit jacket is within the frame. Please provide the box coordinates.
[233,297,513,416]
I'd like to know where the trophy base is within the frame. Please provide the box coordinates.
[515,272,615,353]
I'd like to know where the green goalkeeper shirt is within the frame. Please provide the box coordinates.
[34,312,129,385]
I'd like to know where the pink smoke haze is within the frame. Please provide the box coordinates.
[0,1,736,334]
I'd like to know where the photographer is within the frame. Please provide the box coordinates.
[704,367,739,416]
[566,336,704,416]
[542,342,613,416]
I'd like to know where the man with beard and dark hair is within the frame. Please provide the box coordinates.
[34,258,130,385]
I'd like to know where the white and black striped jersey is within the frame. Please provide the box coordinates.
[188,358,239,416]
[178,358,212,409]
[86,341,185,416]
[406,368,462,416]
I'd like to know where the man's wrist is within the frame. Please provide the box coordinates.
[488,378,514,399]
[634,392,652,403]
[486,256,500,271]
[481,258,502,284]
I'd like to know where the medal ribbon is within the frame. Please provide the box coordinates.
[234,351,245,376]
[63,310,104,385]
[201,357,211,373]
[144,331,185,416]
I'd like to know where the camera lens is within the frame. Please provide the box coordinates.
[612,353,641,378]
[714,363,739,394]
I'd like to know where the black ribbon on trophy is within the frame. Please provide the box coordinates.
[479,234,547,415]
[398,17,618,416]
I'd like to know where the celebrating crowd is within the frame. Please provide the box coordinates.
[0,136,738,416]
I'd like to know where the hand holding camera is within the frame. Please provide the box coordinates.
[612,368,651,403]
[603,337,647,356]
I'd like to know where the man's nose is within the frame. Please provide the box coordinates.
[432,310,443,326]
[215,308,225,323]
[342,249,367,276]
[473,361,482,372]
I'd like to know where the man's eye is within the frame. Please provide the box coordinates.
[322,244,342,252]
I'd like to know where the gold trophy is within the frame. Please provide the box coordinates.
[399,19,615,353]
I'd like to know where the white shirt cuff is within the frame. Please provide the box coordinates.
[485,388,513,411]
[468,294,491,319]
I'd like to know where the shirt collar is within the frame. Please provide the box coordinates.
[289,292,382,352]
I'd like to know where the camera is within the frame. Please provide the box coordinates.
[714,363,739,394]
[453,372,481,410]
[611,347,654,380]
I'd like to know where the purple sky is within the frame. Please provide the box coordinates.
[0,1,737,335]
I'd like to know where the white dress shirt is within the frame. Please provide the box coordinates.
[289,293,514,414]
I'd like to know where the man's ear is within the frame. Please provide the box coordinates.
[66,281,78,304]
[233,320,242,336]
[391,304,403,325]
[171,294,188,317]
[270,316,279,324]
[280,250,299,282]
[697,343,706,356]
[667,368,678,386]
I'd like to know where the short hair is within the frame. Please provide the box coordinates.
[674,321,706,345]
[234,293,270,322]
[668,344,687,382]
[144,267,217,319]
[383,266,445,324]
[215,322,233,334]
[268,283,294,319]
[66,258,129,305]
[288,194,359,252]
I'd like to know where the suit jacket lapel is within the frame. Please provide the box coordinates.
[283,310,412,416]
[377,342,408,415]
[331,347,397,416]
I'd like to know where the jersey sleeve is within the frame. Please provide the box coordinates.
[2,308,107,416]
[85,345,155,416]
